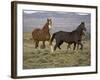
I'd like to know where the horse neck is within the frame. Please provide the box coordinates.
[42,23,49,33]
[73,26,83,35]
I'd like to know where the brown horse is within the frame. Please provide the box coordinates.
[32,18,52,48]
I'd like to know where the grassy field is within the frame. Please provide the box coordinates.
[23,32,91,69]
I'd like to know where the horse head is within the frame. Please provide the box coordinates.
[47,18,52,29]
[80,22,86,31]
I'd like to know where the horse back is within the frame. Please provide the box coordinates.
[54,31,81,42]
[54,31,70,40]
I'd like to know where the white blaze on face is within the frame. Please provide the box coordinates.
[48,25,52,29]
[48,20,52,29]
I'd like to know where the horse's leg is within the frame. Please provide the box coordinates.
[73,43,76,50]
[54,44,57,51]
[58,41,63,49]
[35,41,39,48]
[76,40,83,50]
[77,43,79,50]
[42,41,45,49]
[54,40,60,51]
[67,43,71,49]
[58,45,61,49]
[79,42,83,50]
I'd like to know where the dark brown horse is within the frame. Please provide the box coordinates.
[32,18,52,48]
[56,30,85,50]
[50,22,86,52]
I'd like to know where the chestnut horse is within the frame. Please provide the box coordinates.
[32,18,52,48]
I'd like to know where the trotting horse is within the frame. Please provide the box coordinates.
[32,18,52,48]
[50,22,86,51]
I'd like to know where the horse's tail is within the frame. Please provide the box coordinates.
[50,33,56,45]
[50,33,56,52]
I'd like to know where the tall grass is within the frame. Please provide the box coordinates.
[23,32,90,69]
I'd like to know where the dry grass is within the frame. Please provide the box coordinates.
[23,32,91,69]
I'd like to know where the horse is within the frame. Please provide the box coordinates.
[50,22,86,51]
[56,30,85,50]
[32,18,52,49]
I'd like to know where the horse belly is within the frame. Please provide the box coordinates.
[35,34,50,41]
[32,30,50,41]
[46,35,50,40]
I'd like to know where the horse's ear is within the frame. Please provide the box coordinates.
[47,18,49,21]
[81,22,84,24]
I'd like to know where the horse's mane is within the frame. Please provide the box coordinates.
[42,22,49,30]
[71,23,83,35]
